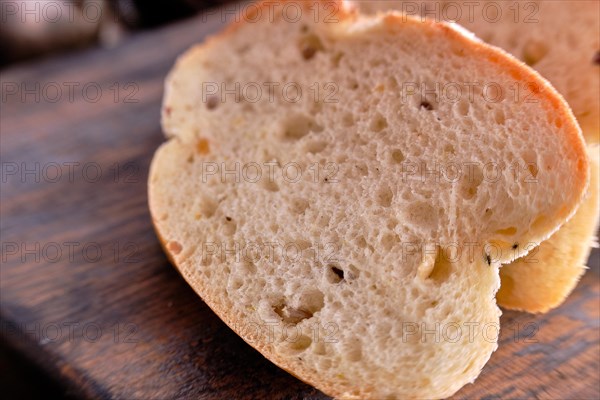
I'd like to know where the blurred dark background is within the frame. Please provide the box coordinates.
[1,2,233,397]
[0,0,234,67]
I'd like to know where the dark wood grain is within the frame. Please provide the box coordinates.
[1,5,599,400]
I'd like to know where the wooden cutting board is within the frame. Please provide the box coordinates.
[1,6,599,400]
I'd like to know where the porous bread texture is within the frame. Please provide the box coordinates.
[353,0,600,313]
[151,139,502,399]
[150,1,589,398]
[498,147,600,312]
[354,0,600,144]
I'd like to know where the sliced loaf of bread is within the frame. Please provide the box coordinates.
[150,1,589,398]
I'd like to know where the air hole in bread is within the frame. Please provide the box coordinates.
[428,249,452,283]
[380,232,399,251]
[527,163,539,178]
[223,217,236,236]
[269,222,280,233]
[274,289,324,325]
[410,287,420,298]
[355,163,369,177]
[369,58,384,68]
[376,186,394,207]
[348,78,359,90]
[316,213,330,228]
[405,201,437,229]
[296,239,312,251]
[522,40,548,66]
[370,112,388,132]
[262,179,280,192]
[313,341,326,356]
[345,339,363,362]
[199,196,218,218]
[206,95,219,110]
[355,235,368,249]
[289,198,309,214]
[229,277,243,291]
[419,100,433,111]
[331,51,344,67]
[521,149,538,175]
[328,264,344,283]
[310,100,323,114]
[200,252,212,266]
[298,33,324,60]
[306,140,327,154]
[240,260,256,274]
[281,113,323,141]
[273,302,312,324]
[456,99,469,116]
[460,164,484,200]
[341,112,354,127]
[494,108,506,125]
[302,288,325,311]
[386,218,398,230]
[289,335,312,351]
[390,149,404,164]
[444,144,456,155]
[373,83,385,93]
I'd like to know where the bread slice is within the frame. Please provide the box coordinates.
[149,1,589,398]
[352,0,600,314]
